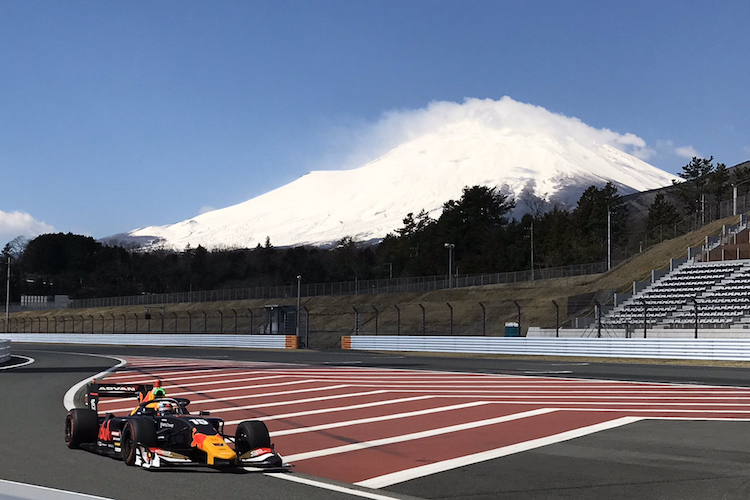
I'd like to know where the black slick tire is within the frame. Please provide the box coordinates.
[121,419,157,466]
[235,420,271,455]
[65,408,99,449]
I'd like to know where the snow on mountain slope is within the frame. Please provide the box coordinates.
[120,98,679,250]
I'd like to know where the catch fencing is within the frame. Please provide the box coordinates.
[65,261,612,310]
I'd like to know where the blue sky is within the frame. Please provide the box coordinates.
[1,1,748,245]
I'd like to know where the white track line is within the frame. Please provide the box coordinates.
[0,479,114,500]
[355,416,642,489]
[270,401,491,437]
[104,384,355,413]
[217,391,400,420]
[107,370,279,384]
[284,408,557,462]
[267,473,403,500]
[63,355,127,410]
[105,378,312,403]
[0,355,34,370]
[225,395,435,425]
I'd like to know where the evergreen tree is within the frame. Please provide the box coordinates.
[646,193,681,234]
[672,156,716,214]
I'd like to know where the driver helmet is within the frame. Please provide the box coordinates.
[157,400,175,415]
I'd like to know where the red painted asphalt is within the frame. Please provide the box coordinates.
[95,356,750,486]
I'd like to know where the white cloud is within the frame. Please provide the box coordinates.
[675,145,700,159]
[198,206,217,215]
[320,96,657,170]
[0,210,54,247]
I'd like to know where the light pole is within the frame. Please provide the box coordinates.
[529,221,535,280]
[444,243,455,289]
[296,275,302,340]
[5,257,10,331]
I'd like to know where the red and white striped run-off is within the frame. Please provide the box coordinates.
[96,356,750,488]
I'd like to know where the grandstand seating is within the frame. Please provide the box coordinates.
[605,259,750,329]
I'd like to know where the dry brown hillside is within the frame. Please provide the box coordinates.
[4,215,739,348]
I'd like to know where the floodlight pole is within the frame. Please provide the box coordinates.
[5,257,10,331]
[607,208,611,271]
[530,221,535,280]
[296,275,302,340]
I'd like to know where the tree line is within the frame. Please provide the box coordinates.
[1,156,744,302]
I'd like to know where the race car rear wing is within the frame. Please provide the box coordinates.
[86,383,152,412]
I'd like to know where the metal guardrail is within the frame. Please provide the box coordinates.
[344,335,750,361]
[0,340,9,363]
[2,333,298,349]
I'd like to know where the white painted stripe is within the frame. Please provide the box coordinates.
[251,381,750,394]
[166,379,317,396]
[355,416,642,489]
[104,384,354,413]
[0,478,114,500]
[270,401,490,437]
[63,355,127,410]
[646,416,750,421]
[225,395,434,425]
[0,355,34,370]
[284,408,558,462]
[562,407,750,414]
[106,368,272,383]
[266,473,401,500]
[104,378,311,403]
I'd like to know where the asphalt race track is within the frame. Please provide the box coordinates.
[3,344,750,500]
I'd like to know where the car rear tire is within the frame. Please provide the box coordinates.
[65,408,99,449]
[121,418,157,466]
[234,420,271,455]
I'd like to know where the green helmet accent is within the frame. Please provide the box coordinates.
[153,387,166,398]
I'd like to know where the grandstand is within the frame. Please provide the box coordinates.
[603,215,750,332]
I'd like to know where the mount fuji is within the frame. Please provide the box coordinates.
[113,98,680,250]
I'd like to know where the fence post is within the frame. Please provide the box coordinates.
[173,312,178,333]
[395,305,401,335]
[202,311,207,334]
[353,306,359,335]
[513,301,521,336]
[447,302,453,335]
[218,310,224,334]
[372,305,379,335]
[419,304,426,335]
[639,298,647,338]
[187,311,192,334]
[594,299,602,338]
[552,300,559,338]
[479,302,486,336]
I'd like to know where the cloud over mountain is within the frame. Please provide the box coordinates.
[0,210,54,246]
[116,97,679,250]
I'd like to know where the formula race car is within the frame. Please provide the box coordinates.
[64,382,289,470]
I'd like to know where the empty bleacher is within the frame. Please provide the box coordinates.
[605,259,750,329]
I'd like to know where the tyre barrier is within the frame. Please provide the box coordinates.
[0,339,9,363]
[3,333,298,349]
[341,335,750,362]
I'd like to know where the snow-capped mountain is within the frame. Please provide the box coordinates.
[113,98,680,250]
